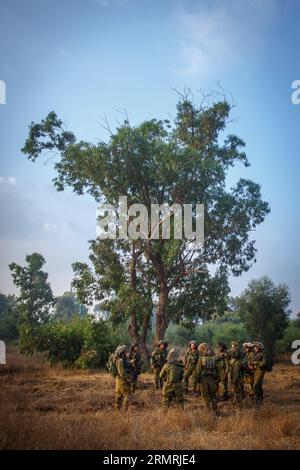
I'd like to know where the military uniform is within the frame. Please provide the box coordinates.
[129,346,143,393]
[115,347,133,411]
[216,346,229,401]
[228,348,244,407]
[159,348,184,410]
[150,342,168,390]
[242,343,255,400]
[195,343,218,414]
[251,343,268,405]
[183,341,199,393]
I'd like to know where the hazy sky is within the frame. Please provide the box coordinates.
[0,0,299,315]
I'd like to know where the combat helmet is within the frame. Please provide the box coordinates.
[217,342,227,351]
[167,347,180,363]
[198,342,209,354]
[115,344,129,357]
[253,341,264,351]
[189,340,198,347]
[157,340,168,348]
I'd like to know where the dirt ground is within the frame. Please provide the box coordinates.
[1,347,300,450]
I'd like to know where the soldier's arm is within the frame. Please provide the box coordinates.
[159,364,168,381]
[194,358,203,382]
[116,358,131,380]
[224,357,230,375]
[184,350,189,366]
[257,354,268,369]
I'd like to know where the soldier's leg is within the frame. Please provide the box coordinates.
[245,374,254,400]
[183,366,193,393]
[174,383,184,408]
[191,370,200,396]
[208,376,218,413]
[218,380,224,399]
[201,379,211,411]
[154,368,159,390]
[254,370,265,404]
[163,384,172,410]
[231,382,242,408]
[121,381,132,412]
[183,369,190,393]
[159,370,164,390]
[115,379,123,411]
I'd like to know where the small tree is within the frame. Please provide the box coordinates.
[237,276,290,356]
[54,291,87,321]
[9,253,55,354]
[0,293,19,341]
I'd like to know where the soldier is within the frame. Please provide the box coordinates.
[183,340,199,394]
[228,341,244,408]
[128,343,143,393]
[242,342,255,400]
[159,347,185,410]
[194,343,218,415]
[150,340,168,390]
[114,345,134,412]
[215,342,229,401]
[250,341,268,405]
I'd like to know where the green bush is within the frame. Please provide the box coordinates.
[165,321,248,348]
[275,320,300,354]
[36,316,115,368]
[165,323,195,346]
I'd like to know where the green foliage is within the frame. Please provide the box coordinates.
[165,323,196,346]
[237,276,290,355]
[0,293,19,341]
[36,316,115,368]
[22,94,270,341]
[9,253,55,354]
[54,291,87,321]
[275,319,300,354]
[165,320,247,348]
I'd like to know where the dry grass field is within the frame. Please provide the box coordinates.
[1,347,300,450]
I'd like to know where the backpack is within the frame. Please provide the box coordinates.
[169,363,184,382]
[107,352,118,377]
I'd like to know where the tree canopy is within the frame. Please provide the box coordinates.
[22,93,270,343]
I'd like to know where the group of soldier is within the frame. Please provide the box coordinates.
[112,339,268,415]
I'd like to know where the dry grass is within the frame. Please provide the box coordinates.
[1,347,300,450]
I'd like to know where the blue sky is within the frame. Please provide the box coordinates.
[0,0,299,315]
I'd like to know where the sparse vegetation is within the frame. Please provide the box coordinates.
[1,347,300,450]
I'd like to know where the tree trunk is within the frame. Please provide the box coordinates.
[156,280,169,341]
[127,243,151,366]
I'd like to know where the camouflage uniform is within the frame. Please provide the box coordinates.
[183,341,199,394]
[251,342,268,405]
[242,343,255,400]
[215,343,229,401]
[150,341,168,390]
[115,345,133,411]
[194,343,218,414]
[228,346,244,407]
[159,348,184,410]
[129,344,143,393]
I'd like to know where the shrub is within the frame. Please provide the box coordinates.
[36,316,115,368]
[275,320,300,354]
